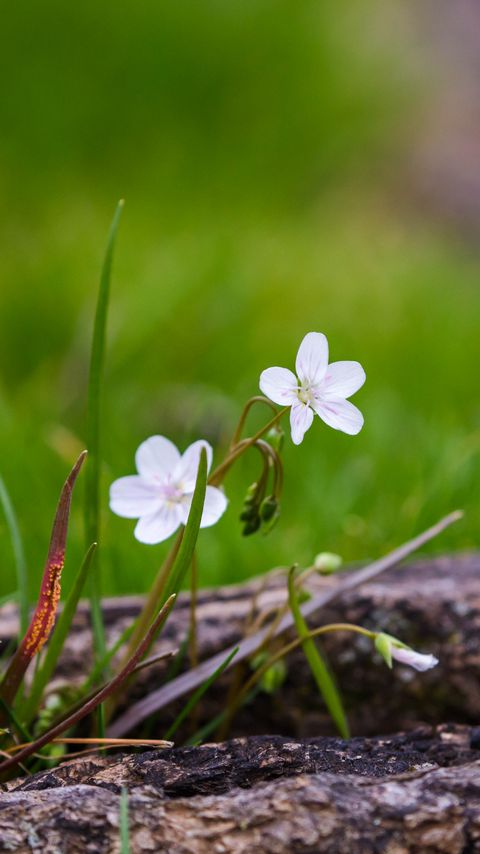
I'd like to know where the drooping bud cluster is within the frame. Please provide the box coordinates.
[239,435,283,536]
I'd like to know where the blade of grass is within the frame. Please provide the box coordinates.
[84,199,124,665]
[0,475,28,636]
[83,621,137,692]
[164,646,238,741]
[105,453,207,722]
[23,543,97,723]
[287,566,349,738]
[160,449,208,606]
[0,452,87,710]
[0,594,176,775]
[120,787,130,854]
[0,696,32,744]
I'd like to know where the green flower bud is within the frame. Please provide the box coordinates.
[260,495,278,522]
[240,505,259,522]
[242,515,261,536]
[374,632,393,669]
[259,659,287,694]
[314,552,343,575]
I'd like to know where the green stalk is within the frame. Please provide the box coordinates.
[0,475,28,636]
[120,787,131,854]
[84,199,124,665]
[160,448,208,607]
[164,647,238,741]
[23,543,97,723]
[287,567,350,738]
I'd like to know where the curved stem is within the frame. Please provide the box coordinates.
[209,407,289,487]
[230,396,279,449]
[223,623,375,735]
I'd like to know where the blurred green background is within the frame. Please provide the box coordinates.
[0,0,479,600]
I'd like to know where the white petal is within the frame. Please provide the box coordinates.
[290,401,314,445]
[181,486,228,528]
[175,440,213,492]
[295,332,328,385]
[313,397,364,435]
[135,436,181,483]
[391,646,439,672]
[109,476,161,519]
[259,367,298,406]
[134,504,182,544]
[321,361,366,399]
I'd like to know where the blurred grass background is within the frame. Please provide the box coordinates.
[0,0,479,599]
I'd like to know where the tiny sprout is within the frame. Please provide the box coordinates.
[375,632,438,672]
[314,552,343,575]
[259,659,287,695]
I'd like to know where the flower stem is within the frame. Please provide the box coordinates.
[209,406,289,486]
[230,396,278,449]
[222,622,374,735]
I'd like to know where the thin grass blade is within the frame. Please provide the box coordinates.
[84,199,124,663]
[287,566,349,738]
[161,448,208,606]
[164,646,238,741]
[0,476,28,636]
[120,787,131,854]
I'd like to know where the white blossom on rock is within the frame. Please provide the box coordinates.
[259,331,366,444]
[390,644,439,672]
[375,632,439,672]
[109,436,227,544]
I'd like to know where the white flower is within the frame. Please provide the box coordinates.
[109,436,227,544]
[259,331,366,444]
[375,632,438,672]
[390,645,439,672]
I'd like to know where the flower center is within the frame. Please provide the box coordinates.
[297,383,315,406]
[159,479,184,505]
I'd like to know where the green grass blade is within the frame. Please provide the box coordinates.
[164,646,238,741]
[23,543,97,723]
[287,567,350,739]
[85,199,124,664]
[0,696,32,743]
[160,449,208,606]
[0,475,28,636]
[84,621,136,691]
[120,787,131,854]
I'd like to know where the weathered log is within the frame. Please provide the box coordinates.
[0,552,479,737]
[1,725,480,852]
[0,553,480,851]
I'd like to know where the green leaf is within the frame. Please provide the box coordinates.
[287,566,350,739]
[164,646,238,741]
[160,448,208,606]
[23,543,97,723]
[84,199,124,664]
[0,475,29,636]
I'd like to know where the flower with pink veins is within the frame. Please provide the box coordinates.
[259,331,366,444]
[109,436,227,544]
